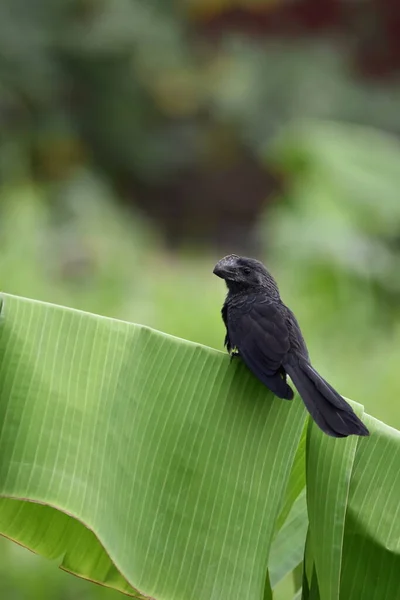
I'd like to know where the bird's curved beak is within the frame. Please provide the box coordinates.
[213,256,237,280]
[213,263,226,278]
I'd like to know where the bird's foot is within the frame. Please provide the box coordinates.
[229,349,240,363]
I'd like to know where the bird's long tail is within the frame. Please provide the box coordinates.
[285,359,369,438]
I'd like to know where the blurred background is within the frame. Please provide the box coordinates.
[1,0,400,598]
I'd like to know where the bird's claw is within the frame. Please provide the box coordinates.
[230,350,239,363]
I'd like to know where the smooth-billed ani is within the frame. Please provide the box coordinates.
[213,254,369,438]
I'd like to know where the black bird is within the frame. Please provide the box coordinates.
[213,254,369,438]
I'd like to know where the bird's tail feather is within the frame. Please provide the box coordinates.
[285,360,369,438]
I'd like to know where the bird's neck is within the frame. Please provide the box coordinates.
[225,282,247,296]
[226,283,276,299]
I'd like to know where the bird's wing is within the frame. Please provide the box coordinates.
[228,293,290,377]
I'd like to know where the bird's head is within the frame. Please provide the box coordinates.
[213,254,280,296]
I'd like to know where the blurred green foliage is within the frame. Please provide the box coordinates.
[0,537,115,600]
[1,0,400,191]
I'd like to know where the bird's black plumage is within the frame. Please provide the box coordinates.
[213,254,369,438]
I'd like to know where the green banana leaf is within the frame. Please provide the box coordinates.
[0,293,399,600]
[269,489,307,589]
[0,293,305,600]
[304,412,400,599]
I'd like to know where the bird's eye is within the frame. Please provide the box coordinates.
[243,267,251,275]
